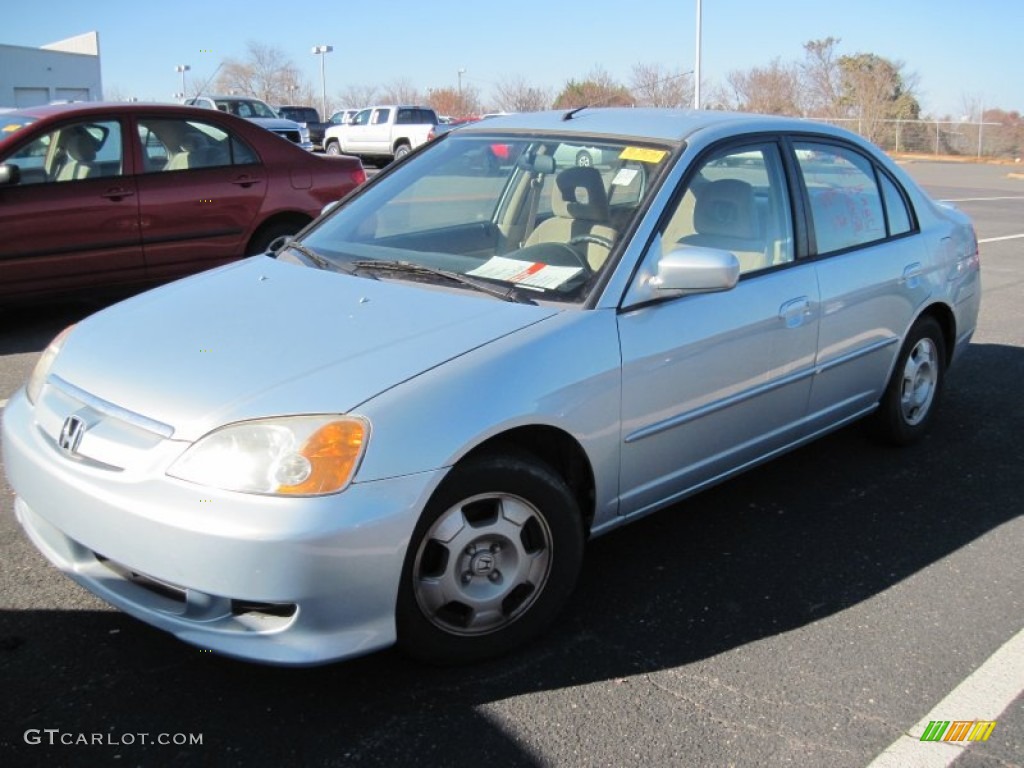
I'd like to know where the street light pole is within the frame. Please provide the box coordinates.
[175,64,190,100]
[458,68,466,102]
[312,45,333,119]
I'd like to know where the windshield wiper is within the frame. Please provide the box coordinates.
[350,259,536,304]
[280,241,374,278]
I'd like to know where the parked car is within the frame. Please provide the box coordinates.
[184,96,313,151]
[323,104,437,164]
[276,105,328,151]
[2,108,980,667]
[0,101,365,304]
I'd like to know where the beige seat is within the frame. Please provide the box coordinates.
[678,179,768,273]
[54,129,99,181]
[525,166,618,270]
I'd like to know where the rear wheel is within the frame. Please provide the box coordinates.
[393,143,412,161]
[575,150,593,167]
[246,221,304,255]
[396,451,584,664]
[325,141,342,156]
[872,315,946,444]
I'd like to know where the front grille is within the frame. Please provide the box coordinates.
[273,129,301,144]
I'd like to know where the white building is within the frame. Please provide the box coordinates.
[0,32,103,108]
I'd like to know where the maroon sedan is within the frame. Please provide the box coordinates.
[0,102,366,304]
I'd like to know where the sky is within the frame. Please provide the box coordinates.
[4,0,1020,117]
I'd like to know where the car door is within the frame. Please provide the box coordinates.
[616,140,820,518]
[343,109,373,153]
[132,115,268,281]
[792,140,928,428]
[365,108,393,154]
[0,117,142,303]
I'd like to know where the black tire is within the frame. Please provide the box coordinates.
[575,150,593,167]
[325,141,342,156]
[393,143,411,161]
[246,221,304,255]
[396,450,584,664]
[872,315,946,445]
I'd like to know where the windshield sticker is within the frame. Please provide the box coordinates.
[468,257,582,290]
[2,123,24,133]
[611,168,639,186]
[620,146,667,163]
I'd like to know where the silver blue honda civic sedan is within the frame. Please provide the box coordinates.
[2,109,980,665]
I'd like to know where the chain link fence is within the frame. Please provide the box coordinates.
[806,118,1022,161]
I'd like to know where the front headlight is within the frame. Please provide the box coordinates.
[167,415,369,496]
[26,324,76,404]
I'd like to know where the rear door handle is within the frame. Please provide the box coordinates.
[231,176,262,188]
[779,296,811,328]
[101,187,135,200]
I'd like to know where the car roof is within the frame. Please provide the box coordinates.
[5,101,246,120]
[454,107,856,145]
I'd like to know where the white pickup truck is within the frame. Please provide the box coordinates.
[323,105,438,164]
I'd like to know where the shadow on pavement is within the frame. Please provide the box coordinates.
[1,342,1021,766]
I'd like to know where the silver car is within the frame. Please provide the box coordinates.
[2,109,981,666]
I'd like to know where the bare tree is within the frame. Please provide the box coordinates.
[337,84,380,110]
[553,67,633,109]
[800,37,843,118]
[214,42,304,104]
[426,85,481,118]
[726,58,802,115]
[493,76,550,112]
[377,78,425,105]
[630,63,692,108]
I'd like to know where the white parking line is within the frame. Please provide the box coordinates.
[979,233,1024,244]
[866,625,1024,767]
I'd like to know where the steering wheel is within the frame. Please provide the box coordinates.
[569,234,614,251]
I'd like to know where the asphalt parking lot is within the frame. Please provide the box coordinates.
[0,161,1021,767]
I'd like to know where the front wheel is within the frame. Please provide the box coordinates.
[872,315,946,444]
[396,451,584,664]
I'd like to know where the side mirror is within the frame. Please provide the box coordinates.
[0,163,22,186]
[651,245,740,294]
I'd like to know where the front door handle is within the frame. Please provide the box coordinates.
[779,296,811,328]
[231,176,262,188]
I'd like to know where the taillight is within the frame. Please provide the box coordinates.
[352,167,367,186]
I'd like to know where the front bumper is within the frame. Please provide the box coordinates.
[2,389,444,666]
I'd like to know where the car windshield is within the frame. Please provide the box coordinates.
[217,100,279,119]
[1,114,38,143]
[301,132,673,304]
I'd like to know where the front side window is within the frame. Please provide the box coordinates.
[794,142,889,254]
[299,134,672,305]
[351,109,371,127]
[137,118,257,173]
[660,143,794,275]
[5,119,122,185]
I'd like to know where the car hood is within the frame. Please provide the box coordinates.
[248,117,302,130]
[51,257,558,440]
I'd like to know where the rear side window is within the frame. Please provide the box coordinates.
[794,142,913,254]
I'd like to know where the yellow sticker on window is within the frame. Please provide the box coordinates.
[620,146,668,163]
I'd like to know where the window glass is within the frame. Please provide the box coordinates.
[880,173,912,235]
[137,118,257,172]
[7,119,122,185]
[372,109,391,125]
[660,143,794,274]
[352,109,370,127]
[794,142,886,253]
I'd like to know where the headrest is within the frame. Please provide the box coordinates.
[553,166,609,222]
[64,129,99,162]
[693,179,757,239]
